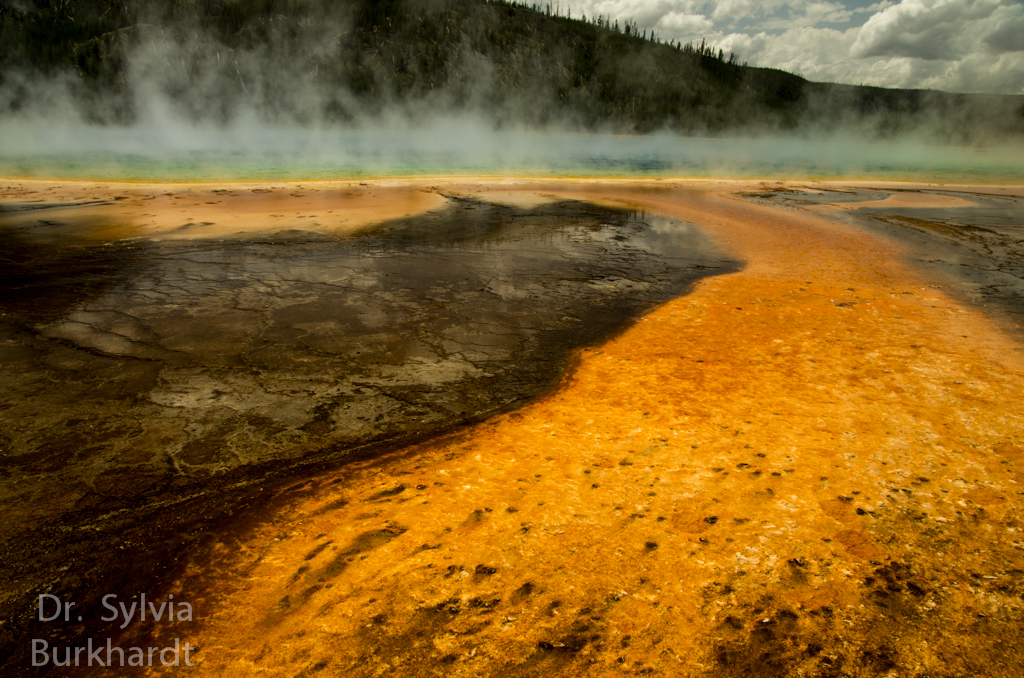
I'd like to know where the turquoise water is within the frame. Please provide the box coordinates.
[1,121,1021,182]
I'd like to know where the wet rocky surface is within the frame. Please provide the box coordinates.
[740,186,1024,335]
[0,194,738,672]
[107,184,1024,678]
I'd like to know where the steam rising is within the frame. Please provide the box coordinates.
[2,114,1020,182]
[1,0,1022,181]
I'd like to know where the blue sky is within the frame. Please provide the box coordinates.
[562,0,1024,93]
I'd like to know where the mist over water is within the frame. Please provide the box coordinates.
[2,115,1022,182]
[3,0,1022,183]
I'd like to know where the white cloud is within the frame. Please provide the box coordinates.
[710,0,757,21]
[563,0,1024,92]
[854,1,894,14]
[724,27,861,80]
[656,11,715,33]
[759,2,854,29]
[912,50,1024,91]
[986,13,1024,53]
[851,0,1005,60]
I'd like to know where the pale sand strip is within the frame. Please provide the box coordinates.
[0,179,449,241]
[813,192,979,212]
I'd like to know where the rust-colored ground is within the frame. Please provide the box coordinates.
[18,178,1023,676]
[0,179,446,241]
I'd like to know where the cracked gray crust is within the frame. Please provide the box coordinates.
[0,199,735,509]
[0,197,738,663]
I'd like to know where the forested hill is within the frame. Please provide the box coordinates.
[2,0,1023,142]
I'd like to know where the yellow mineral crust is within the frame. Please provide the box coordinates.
[0,179,448,241]
[132,180,1023,677]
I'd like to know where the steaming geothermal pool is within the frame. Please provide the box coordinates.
[2,124,1023,182]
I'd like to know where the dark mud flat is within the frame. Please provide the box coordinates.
[741,187,1024,335]
[0,196,738,670]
